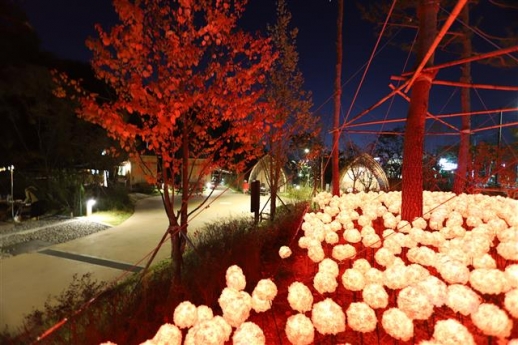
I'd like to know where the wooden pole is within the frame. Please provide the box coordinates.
[332,0,343,196]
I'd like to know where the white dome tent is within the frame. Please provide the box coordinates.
[248,154,288,194]
[339,153,390,192]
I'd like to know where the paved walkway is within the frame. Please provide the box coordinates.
[0,189,263,333]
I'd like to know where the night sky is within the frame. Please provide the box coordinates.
[20,0,518,153]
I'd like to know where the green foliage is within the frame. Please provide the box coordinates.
[86,184,133,212]
[285,185,314,202]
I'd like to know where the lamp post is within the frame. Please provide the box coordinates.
[10,165,14,218]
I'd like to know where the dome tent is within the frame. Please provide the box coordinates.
[339,153,389,192]
[248,154,288,193]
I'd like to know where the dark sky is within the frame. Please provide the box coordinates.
[20,0,518,153]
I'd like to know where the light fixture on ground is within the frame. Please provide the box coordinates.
[86,199,96,217]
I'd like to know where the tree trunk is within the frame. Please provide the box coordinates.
[171,114,190,283]
[269,153,280,221]
[401,0,439,221]
[332,0,343,196]
[453,4,472,195]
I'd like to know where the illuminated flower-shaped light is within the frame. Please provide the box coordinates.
[324,230,340,244]
[382,235,403,255]
[446,284,482,316]
[472,253,496,269]
[432,319,475,345]
[362,283,388,309]
[152,323,182,345]
[320,212,332,224]
[487,217,507,233]
[196,305,214,324]
[440,225,465,240]
[360,225,376,237]
[412,217,427,230]
[415,275,447,308]
[311,298,346,335]
[407,246,437,267]
[374,247,395,267]
[409,227,425,244]
[381,308,414,342]
[329,219,342,231]
[382,263,408,290]
[364,267,384,285]
[225,265,246,291]
[469,268,509,295]
[279,246,292,259]
[342,268,366,291]
[346,302,377,333]
[396,220,411,233]
[376,204,388,217]
[404,263,430,286]
[460,239,489,263]
[185,318,228,345]
[174,301,198,329]
[471,303,513,338]
[442,247,471,267]
[352,258,371,274]
[435,257,470,285]
[232,322,265,345]
[307,243,325,263]
[285,313,314,345]
[344,229,362,243]
[387,200,401,215]
[497,227,518,243]
[497,241,518,261]
[505,264,518,288]
[217,288,252,328]
[251,293,271,313]
[397,285,434,320]
[504,288,518,318]
[383,213,398,229]
[313,271,338,295]
[319,258,339,277]
[362,233,382,248]
[445,211,463,228]
[212,316,232,342]
[252,279,277,301]
[298,236,311,249]
[288,282,313,313]
[401,234,418,249]
[349,210,360,221]
[471,224,494,243]
[466,216,482,228]
[306,224,326,242]
[332,244,356,261]
[358,215,373,227]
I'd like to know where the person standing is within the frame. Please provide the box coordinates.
[24,186,43,219]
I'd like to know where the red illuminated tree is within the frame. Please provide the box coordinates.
[56,0,275,281]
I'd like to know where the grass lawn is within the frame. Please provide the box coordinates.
[89,210,133,226]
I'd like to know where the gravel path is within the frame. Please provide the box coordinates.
[0,217,111,258]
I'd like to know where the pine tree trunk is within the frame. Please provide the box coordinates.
[332,0,343,196]
[401,0,439,221]
[453,5,472,195]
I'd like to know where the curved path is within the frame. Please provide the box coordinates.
[0,188,272,333]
